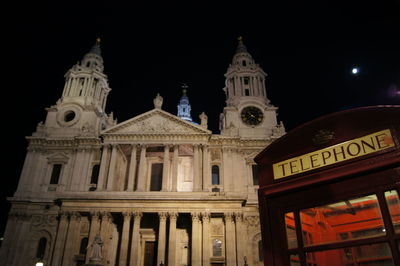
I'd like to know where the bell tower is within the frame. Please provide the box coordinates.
[220,37,284,138]
[33,39,115,138]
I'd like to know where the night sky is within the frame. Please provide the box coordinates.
[2,1,399,236]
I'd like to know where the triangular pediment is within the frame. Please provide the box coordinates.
[102,109,211,135]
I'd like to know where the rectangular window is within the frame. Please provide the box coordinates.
[50,164,62,184]
[150,163,163,191]
[90,164,100,184]
[212,165,220,185]
[252,165,259,185]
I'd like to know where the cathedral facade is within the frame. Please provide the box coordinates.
[0,38,285,266]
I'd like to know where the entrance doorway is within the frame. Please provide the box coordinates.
[143,242,157,266]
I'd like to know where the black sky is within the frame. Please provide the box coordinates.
[2,1,400,236]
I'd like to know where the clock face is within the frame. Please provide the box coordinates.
[241,106,264,126]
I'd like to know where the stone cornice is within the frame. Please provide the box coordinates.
[102,133,211,143]
[26,136,102,149]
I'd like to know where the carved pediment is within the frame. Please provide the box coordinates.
[102,109,211,135]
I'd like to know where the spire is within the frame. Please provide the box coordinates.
[89,37,102,56]
[177,83,193,122]
[236,36,248,53]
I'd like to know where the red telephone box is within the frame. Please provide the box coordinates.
[255,106,400,265]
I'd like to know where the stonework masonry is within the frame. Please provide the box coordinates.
[0,38,285,266]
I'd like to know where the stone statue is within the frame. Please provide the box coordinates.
[153,93,163,109]
[199,112,208,128]
[88,234,103,263]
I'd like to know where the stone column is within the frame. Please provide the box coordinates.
[235,212,245,265]
[100,212,113,265]
[171,145,179,191]
[191,212,202,266]
[157,212,168,265]
[162,145,170,191]
[106,144,118,190]
[168,212,178,266]
[202,212,211,266]
[119,212,132,266]
[130,211,143,266]
[193,145,201,191]
[97,144,110,190]
[86,212,101,264]
[225,212,236,266]
[202,145,210,192]
[51,212,69,266]
[127,145,138,191]
[62,212,81,266]
[136,145,147,191]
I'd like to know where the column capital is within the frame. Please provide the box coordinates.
[191,212,202,222]
[70,211,81,221]
[168,212,178,220]
[90,211,100,220]
[59,211,69,220]
[202,212,211,222]
[234,212,244,223]
[224,212,235,223]
[122,212,132,220]
[164,144,171,149]
[133,211,143,219]
[158,212,168,221]
[101,211,112,222]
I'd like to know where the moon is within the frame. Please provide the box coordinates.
[352,67,359,74]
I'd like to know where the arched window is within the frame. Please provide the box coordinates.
[36,237,47,259]
[212,165,220,185]
[79,237,89,255]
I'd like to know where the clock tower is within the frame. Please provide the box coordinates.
[220,37,284,139]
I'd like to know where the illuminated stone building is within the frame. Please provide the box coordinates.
[0,38,285,266]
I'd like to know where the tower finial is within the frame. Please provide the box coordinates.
[238,36,243,43]
[96,37,101,46]
[182,83,188,95]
